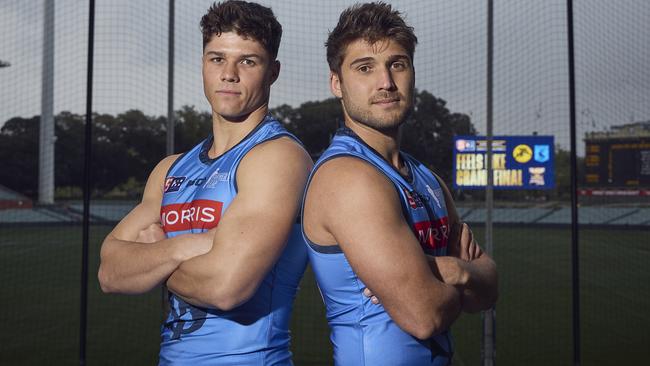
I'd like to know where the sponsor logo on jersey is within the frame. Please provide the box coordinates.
[160,199,223,232]
[186,177,207,187]
[164,176,186,193]
[412,216,449,251]
[403,188,424,209]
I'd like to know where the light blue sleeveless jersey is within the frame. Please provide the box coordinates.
[302,128,453,366]
[159,115,308,365]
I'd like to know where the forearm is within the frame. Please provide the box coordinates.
[428,255,498,313]
[166,258,224,309]
[167,255,237,310]
[98,233,206,294]
[426,282,464,335]
[427,255,497,313]
[460,255,498,313]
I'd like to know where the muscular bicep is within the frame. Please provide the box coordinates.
[174,138,312,308]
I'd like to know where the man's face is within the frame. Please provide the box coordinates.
[202,32,279,120]
[331,38,415,131]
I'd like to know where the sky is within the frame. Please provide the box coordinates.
[1,0,649,156]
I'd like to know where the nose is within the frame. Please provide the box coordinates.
[220,62,239,83]
[378,66,396,91]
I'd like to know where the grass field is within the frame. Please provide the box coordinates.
[1,225,648,365]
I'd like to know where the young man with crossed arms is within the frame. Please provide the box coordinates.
[302,3,498,365]
[99,1,312,364]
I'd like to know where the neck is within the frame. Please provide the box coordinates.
[345,119,404,170]
[209,104,268,158]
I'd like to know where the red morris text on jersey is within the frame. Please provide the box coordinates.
[412,216,449,251]
[161,199,223,232]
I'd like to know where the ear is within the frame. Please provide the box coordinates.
[269,60,281,84]
[330,71,342,98]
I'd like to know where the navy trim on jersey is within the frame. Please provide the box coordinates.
[338,127,414,184]
[307,241,343,254]
[164,150,190,180]
[198,114,273,165]
[301,128,416,255]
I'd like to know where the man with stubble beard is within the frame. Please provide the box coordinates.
[301,3,498,365]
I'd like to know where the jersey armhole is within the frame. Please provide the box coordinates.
[301,153,411,255]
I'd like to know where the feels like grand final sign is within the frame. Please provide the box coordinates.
[453,135,555,190]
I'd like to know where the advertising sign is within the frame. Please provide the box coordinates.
[453,135,555,190]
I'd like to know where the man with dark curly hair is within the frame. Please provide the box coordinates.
[302,3,498,365]
[98,1,311,364]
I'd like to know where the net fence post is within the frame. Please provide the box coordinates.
[482,0,496,365]
[566,0,581,365]
[80,0,96,365]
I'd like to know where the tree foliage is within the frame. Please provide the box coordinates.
[0,90,476,198]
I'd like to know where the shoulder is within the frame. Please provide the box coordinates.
[142,154,183,199]
[235,136,312,194]
[315,155,385,184]
[309,156,402,213]
[151,154,183,179]
[240,136,312,173]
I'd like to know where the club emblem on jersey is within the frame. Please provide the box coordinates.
[426,185,443,209]
[166,296,208,340]
[205,168,230,188]
[164,176,186,193]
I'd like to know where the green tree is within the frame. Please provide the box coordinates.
[174,105,212,153]
[0,91,475,199]
[402,90,476,183]
[54,112,85,192]
[0,116,39,197]
[273,89,476,183]
[272,98,342,160]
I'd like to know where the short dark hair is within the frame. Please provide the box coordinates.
[326,2,418,74]
[200,0,282,59]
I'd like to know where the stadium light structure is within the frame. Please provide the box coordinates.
[40,0,55,205]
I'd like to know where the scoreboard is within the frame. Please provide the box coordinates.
[453,135,555,190]
[584,137,650,187]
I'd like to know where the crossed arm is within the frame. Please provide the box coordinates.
[99,138,312,310]
[165,138,312,310]
[364,177,499,314]
[431,178,498,313]
[304,158,498,340]
[303,157,462,340]
[98,154,214,294]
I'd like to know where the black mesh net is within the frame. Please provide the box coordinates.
[0,1,648,365]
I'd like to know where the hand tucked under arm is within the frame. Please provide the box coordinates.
[135,223,167,244]
[427,253,498,313]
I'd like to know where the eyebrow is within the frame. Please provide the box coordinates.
[349,54,411,68]
[203,51,264,60]
[349,57,375,68]
[389,54,410,61]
